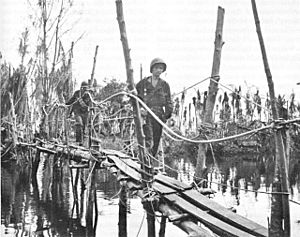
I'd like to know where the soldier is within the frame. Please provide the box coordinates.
[66,81,92,145]
[136,58,173,158]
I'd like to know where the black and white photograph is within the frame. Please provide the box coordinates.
[1,0,300,236]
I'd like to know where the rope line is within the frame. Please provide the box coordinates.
[125,92,274,144]
[88,90,300,144]
[172,76,212,97]
[210,77,272,113]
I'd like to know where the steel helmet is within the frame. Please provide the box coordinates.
[81,81,88,88]
[150,58,167,73]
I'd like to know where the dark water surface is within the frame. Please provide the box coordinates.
[1,152,300,236]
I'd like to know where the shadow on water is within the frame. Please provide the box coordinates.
[1,151,300,236]
[1,152,119,237]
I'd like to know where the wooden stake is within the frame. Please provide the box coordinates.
[90,45,99,85]
[115,2,155,236]
[143,201,156,237]
[115,0,150,181]
[251,1,290,236]
[86,161,96,236]
[159,216,167,237]
[118,182,127,237]
[8,92,18,147]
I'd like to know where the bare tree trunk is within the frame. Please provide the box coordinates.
[195,7,225,182]
[115,0,149,180]
[251,1,290,236]
[115,1,155,236]
[90,45,99,85]
[204,6,225,124]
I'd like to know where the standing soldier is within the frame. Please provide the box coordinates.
[136,58,173,159]
[66,81,92,146]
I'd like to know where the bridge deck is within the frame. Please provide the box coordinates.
[20,141,268,237]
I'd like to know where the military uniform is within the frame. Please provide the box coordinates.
[66,88,91,144]
[136,76,173,156]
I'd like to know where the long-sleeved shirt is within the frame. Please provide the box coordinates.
[136,76,173,119]
[66,89,91,115]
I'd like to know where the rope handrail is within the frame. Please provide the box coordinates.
[84,90,300,144]
[172,76,212,97]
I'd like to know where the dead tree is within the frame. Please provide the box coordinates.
[195,6,225,182]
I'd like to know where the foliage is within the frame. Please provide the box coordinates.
[94,77,127,104]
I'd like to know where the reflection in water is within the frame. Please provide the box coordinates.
[1,152,300,236]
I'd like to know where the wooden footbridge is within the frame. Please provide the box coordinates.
[18,140,268,237]
[5,1,296,235]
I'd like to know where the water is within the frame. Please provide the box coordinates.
[1,152,300,236]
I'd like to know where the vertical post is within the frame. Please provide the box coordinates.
[115,0,148,178]
[195,6,225,182]
[64,107,69,145]
[251,1,290,236]
[204,6,225,124]
[8,92,18,147]
[68,42,74,98]
[32,149,41,187]
[90,45,99,85]
[118,181,127,237]
[86,162,96,236]
[159,216,167,237]
[160,141,165,173]
[115,1,155,236]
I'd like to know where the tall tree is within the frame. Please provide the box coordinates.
[27,0,80,136]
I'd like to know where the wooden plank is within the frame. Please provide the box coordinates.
[118,156,141,170]
[163,193,255,237]
[153,181,215,196]
[183,189,268,237]
[107,155,141,182]
[102,149,142,170]
[102,149,131,158]
[155,174,192,191]
[37,146,56,154]
[102,150,148,176]
[155,174,268,237]
[153,181,180,195]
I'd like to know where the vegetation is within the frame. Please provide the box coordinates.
[1,1,299,163]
